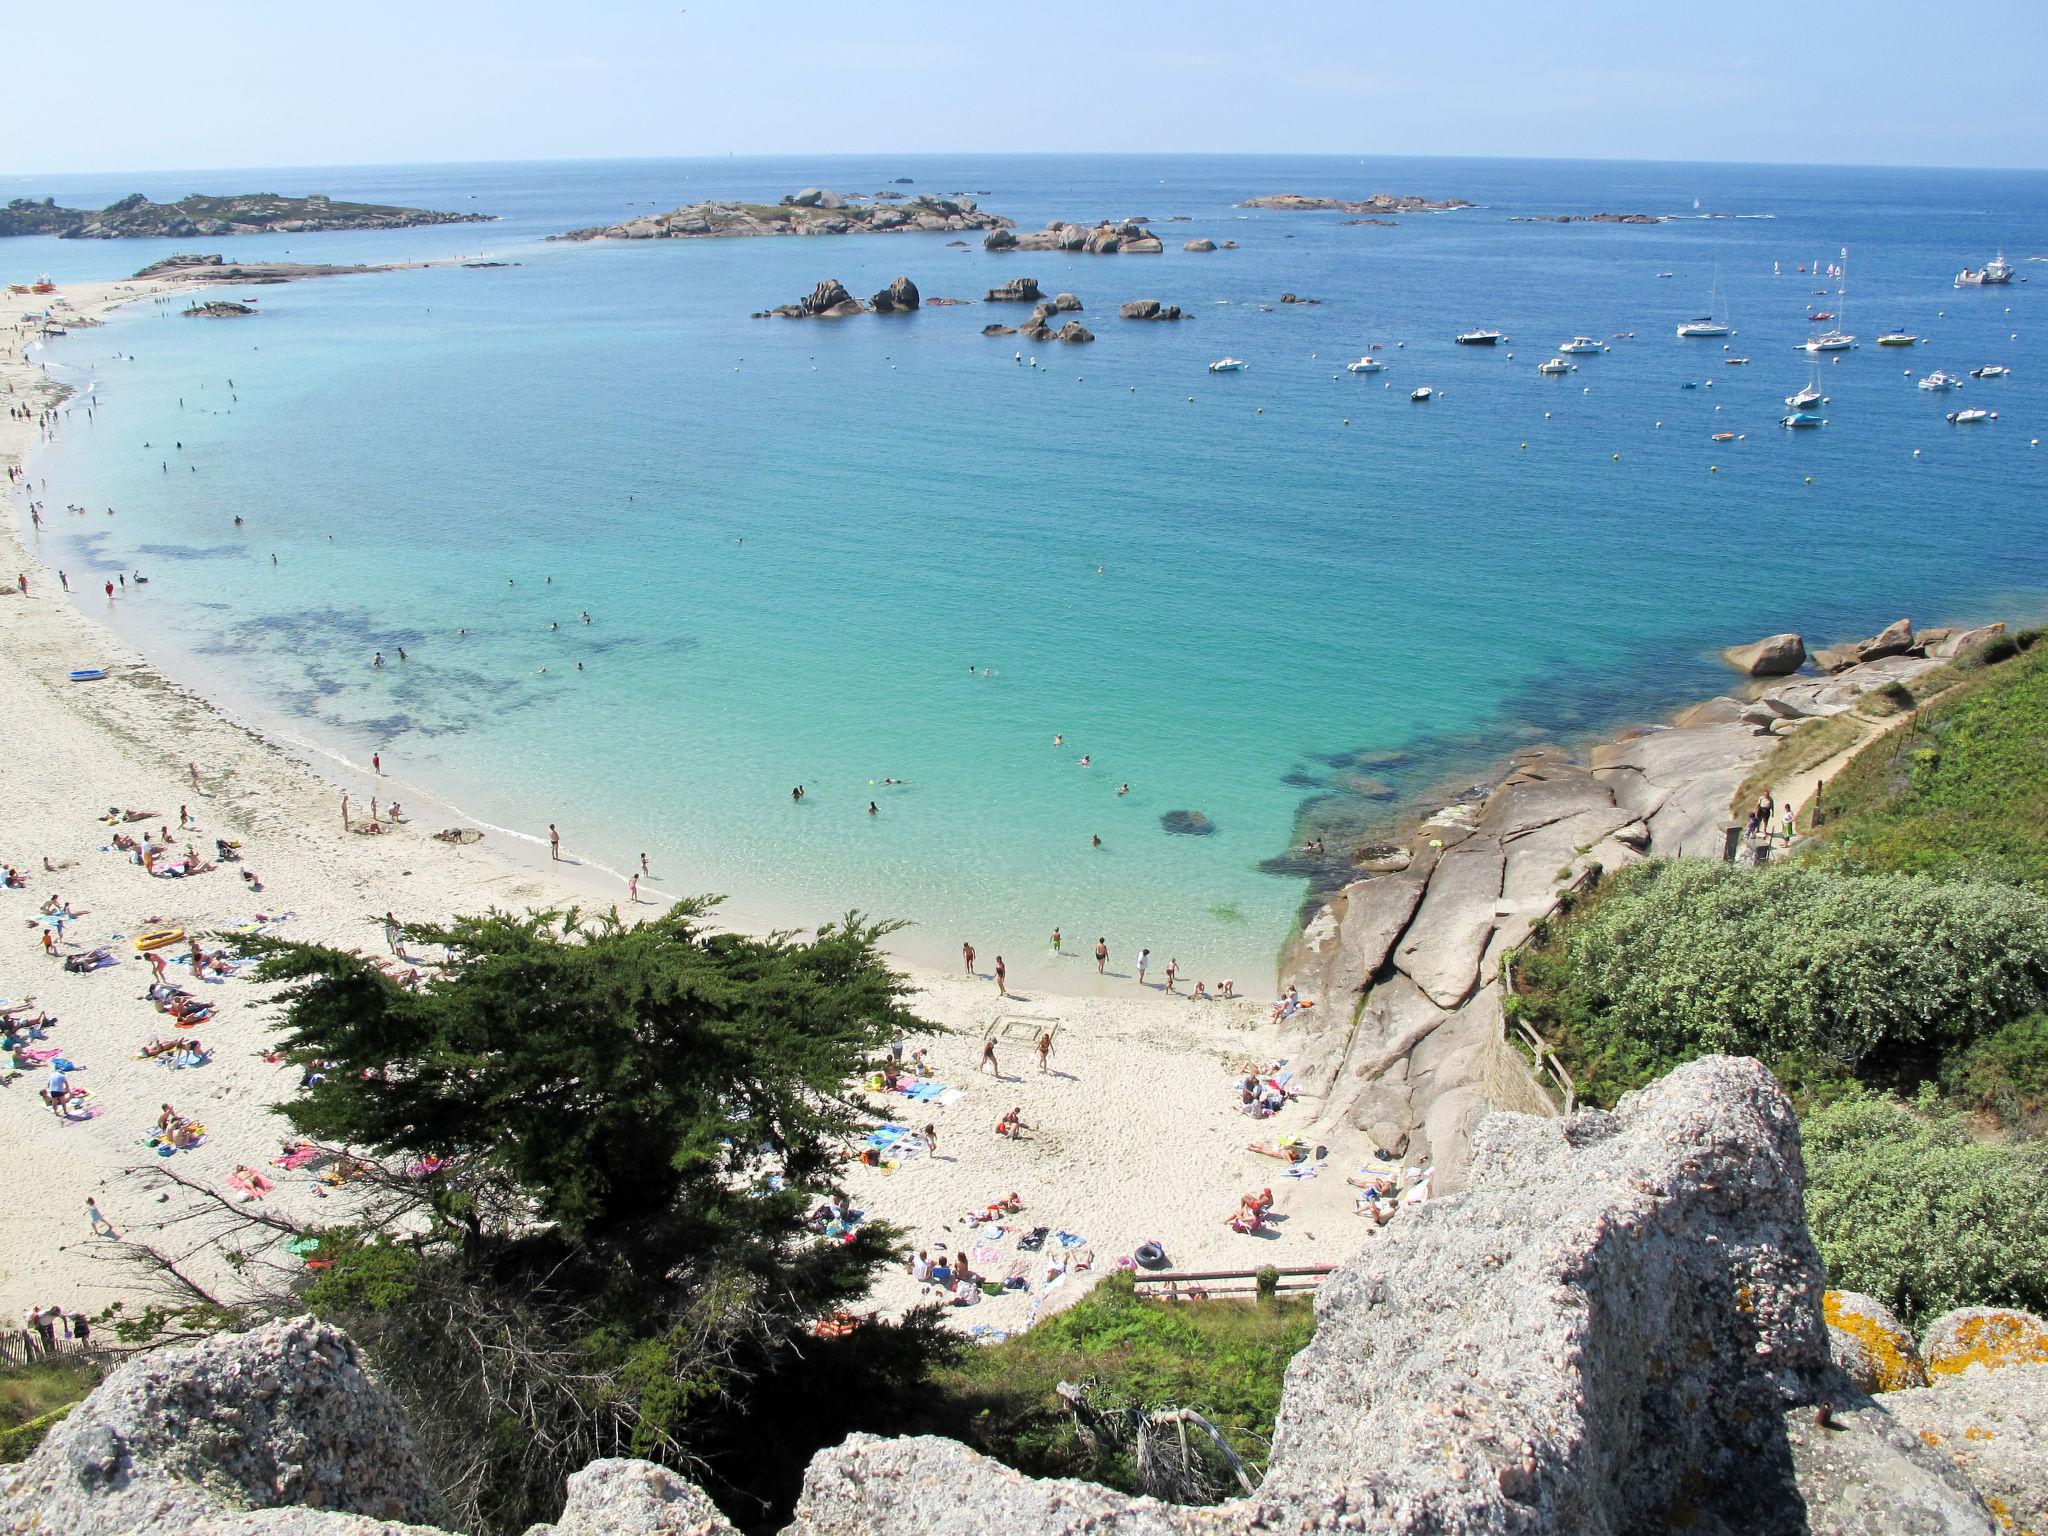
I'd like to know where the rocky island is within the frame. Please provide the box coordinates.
[554,189,1010,241]
[0,191,492,239]
[752,275,923,319]
[1238,193,1474,214]
[983,219,1163,254]
[1509,212,1668,224]
[133,253,396,284]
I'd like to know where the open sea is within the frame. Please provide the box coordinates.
[9,154,2047,985]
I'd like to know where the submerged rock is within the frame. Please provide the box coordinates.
[1159,809,1214,836]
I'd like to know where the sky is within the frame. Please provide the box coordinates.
[10,1,2046,175]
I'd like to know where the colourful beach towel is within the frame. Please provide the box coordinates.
[273,1145,322,1170]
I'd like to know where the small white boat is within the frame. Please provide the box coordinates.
[1970,364,2010,379]
[1917,371,1962,392]
[1946,408,1992,423]
[1786,384,1824,409]
[1411,385,1434,401]
[1955,252,2015,287]
[1345,356,1386,374]
[1803,332,1856,353]
[1877,331,1920,347]
[1536,358,1572,375]
[1557,336,1603,355]
[1455,329,1505,346]
[1207,357,1247,373]
[1723,356,1750,366]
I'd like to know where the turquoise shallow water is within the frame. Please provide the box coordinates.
[12,155,2048,984]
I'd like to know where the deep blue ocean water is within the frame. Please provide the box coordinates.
[10,155,2047,985]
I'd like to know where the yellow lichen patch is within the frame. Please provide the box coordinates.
[1918,1429,1944,1447]
[1926,1311,2048,1377]
[1823,1291,1930,1391]
[1963,1425,1995,1441]
[1736,1284,1754,1316]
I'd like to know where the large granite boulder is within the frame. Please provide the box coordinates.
[1880,1364,2048,1536]
[1055,320,1093,344]
[1859,617,1916,661]
[1724,631,1807,677]
[1930,621,2006,659]
[1922,1307,2048,1378]
[0,1316,435,1535]
[1392,836,1503,1008]
[1120,298,1185,320]
[984,276,1041,303]
[1183,238,1216,251]
[534,1458,742,1535]
[1051,292,1083,312]
[1825,1290,1930,1392]
[869,275,920,312]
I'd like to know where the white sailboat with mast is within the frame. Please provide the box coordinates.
[1677,264,1733,338]
[1804,248,1856,352]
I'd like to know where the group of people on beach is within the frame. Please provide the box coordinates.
[961,935,1232,1002]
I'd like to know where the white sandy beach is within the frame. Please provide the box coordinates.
[2,277,1378,1333]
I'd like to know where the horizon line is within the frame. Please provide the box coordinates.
[7,148,2047,182]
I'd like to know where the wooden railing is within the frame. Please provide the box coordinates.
[1499,951,1576,1115]
[1131,1265,1335,1301]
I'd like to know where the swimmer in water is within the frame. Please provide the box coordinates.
[1091,834,1102,847]
[1079,755,1090,767]
[372,652,384,668]
[1118,783,1130,795]
[1053,735,1063,746]
[867,801,878,815]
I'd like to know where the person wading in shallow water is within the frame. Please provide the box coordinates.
[1094,937,1108,973]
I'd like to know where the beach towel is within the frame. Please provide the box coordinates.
[1056,1231,1087,1250]
[902,1081,947,1103]
[1281,1162,1319,1179]
[284,1236,322,1257]
[970,1241,1003,1272]
[226,1170,274,1200]
[934,1087,965,1108]
[1016,1226,1049,1252]
[273,1145,323,1170]
[861,1122,912,1151]
[19,1047,58,1064]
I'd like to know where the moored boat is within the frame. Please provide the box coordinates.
[1917,370,1961,392]
[1557,336,1603,355]
[1536,358,1572,375]
[1345,356,1385,374]
[1782,411,1824,429]
[1411,385,1434,401]
[1207,357,1247,373]
[1946,407,1993,423]
[1455,329,1505,345]
[1955,252,2014,287]
[1970,364,2010,379]
[1877,331,1920,346]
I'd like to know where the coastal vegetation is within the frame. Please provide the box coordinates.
[0,1357,101,1463]
[1505,631,2048,1326]
[0,192,491,239]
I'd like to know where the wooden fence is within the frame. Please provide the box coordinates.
[1130,1265,1335,1301]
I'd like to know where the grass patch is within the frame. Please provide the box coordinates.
[0,1357,101,1463]
[1804,639,2048,889]
[911,1270,1313,1498]
[1729,714,1867,823]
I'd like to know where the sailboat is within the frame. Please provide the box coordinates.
[1803,248,1856,352]
[1677,265,1733,338]
[1785,360,1824,411]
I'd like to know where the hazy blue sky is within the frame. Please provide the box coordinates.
[13,1,2045,174]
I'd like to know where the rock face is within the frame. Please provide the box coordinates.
[0,1315,435,1534]
[984,276,1042,303]
[1881,1365,2048,1536]
[1930,621,2006,659]
[1825,1290,1930,1392]
[1237,192,1475,214]
[983,219,1164,254]
[1,191,492,239]
[869,275,920,312]
[7,1061,2018,1536]
[1724,631,1808,676]
[556,193,1009,242]
[1120,299,1185,320]
[1922,1308,2048,1377]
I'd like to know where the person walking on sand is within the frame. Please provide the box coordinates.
[922,1123,939,1159]
[1137,948,1150,988]
[962,941,976,977]
[87,1197,116,1239]
[1036,1031,1053,1073]
[549,824,561,861]
[340,792,349,830]
[1094,937,1108,973]
[372,752,381,776]
[640,852,650,877]
[979,1039,999,1076]
[994,955,1006,996]
[1164,957,1178,994]
[628,874,639,904]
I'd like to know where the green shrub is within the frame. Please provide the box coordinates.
[1802,1094,2048,1329]
[1940,1012,2048,1131]
[1562,861,2048,1074]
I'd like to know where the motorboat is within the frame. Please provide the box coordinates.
[1712,432,1737,442]
[1455,329,1505,345]
[1917,371,1961,392]
[1411,385,1435,401]
[1536,358,1572,375]
[1946,408,1993,423]
[1723,356,1750,365]
[1970,364,2011,379]
[1782,411,1824,429]
[1808,312,1834,322]
[1207,357,1247,373]
[1877,331,1920,346]
[1345,356,1386,374]
[1955,252,2015,287]
[1557,336,1603,354]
